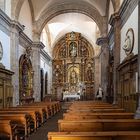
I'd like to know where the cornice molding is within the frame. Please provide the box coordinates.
[41,49,52,63]
[109,0,138,28]
[119,0,138,27]
[31,42,45,50]
[10,20,24,33]
[109,12,120,26]
[0,9,24,33]
[96,37,108,46]
[19,32,32,48]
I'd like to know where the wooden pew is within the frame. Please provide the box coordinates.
[13,106,47,123]
[0,113,31,137]
[67,108,125,113]
[63,112,134,120]
[0,109,38,129]
[22,103,54,118]
[58,119,140,132]
[0,119,17,140]
[48,131,140,140]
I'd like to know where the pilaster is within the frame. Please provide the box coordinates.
[31,42,45,101]
[96,37,109,101]
[10,20,24,106]
[109,12,121,105]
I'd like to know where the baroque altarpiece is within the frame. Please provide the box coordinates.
[52,32,95,100]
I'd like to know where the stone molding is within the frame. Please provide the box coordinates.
[31,42,45,50]
[41,49,52,63]
[109,0,138,28]
[96,37,108,46]
[119,0,138,28]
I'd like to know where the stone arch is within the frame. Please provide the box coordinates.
[12,0,34,20]
[11,0,25,20]
[33,1,107,40]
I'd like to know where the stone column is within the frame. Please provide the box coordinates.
[10,21,24,106]
[135,1,140,119]
[96,37,109,101]
[94,56,101,98]
[109,13,121,105]
[31,42,44,101]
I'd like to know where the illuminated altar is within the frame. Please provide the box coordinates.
[52,32,95,100]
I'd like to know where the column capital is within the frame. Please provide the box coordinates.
[11,20,24,33]
[109,12,120,26]
[31,42,45,50]
[96,37,108,46]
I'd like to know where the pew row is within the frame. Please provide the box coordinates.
[67,108,125,113]
[48,131,140,140]
[63,112,134,120]
[0,113,31,137]
[0,120,17,140]
[58,119,140,132]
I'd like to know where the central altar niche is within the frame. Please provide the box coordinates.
[68,64,80,93]
[52,32,95,100]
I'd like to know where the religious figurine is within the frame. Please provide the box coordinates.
[123,35,131,53]
[70,69,78,84]
[123,28,134,56]
[69,42,77,57]
[54,65,62,83]
[87,66,93,82]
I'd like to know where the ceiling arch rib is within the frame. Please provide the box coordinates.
[34,1,107,38]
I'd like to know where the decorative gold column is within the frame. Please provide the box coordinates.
[96,37,109,101]
[109,12,121,105]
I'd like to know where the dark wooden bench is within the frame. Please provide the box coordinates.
[0,113,31,137]
[58,119,140,132]
[0,119,17,140]
[67,108,125,113]
[48,131,140,140]
[63,112,134,120]
[0,109,38,129]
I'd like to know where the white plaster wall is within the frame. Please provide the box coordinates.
[18,0,32,40]
[120,6,138,62]
[40,56,52,95]
[0,30,10,69]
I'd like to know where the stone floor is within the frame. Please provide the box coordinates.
[26,101,74,140]
[26,109,64,140]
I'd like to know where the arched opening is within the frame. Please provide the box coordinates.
[19,54,34,104]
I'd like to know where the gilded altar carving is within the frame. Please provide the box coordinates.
[52,32,95,99]
[19,46,34,103]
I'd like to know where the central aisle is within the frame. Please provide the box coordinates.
[27,109,64,140]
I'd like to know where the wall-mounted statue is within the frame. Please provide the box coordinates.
[123,28,134,56]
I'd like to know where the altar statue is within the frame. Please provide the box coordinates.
[70,69,78,84]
